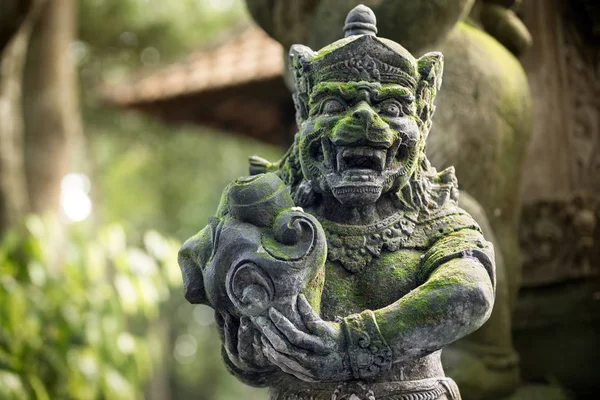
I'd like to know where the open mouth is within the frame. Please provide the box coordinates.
[336,146,386,173]
[317,139,405,205]
[320,138,401,176]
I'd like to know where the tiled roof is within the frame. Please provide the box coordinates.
[104,26,286,105]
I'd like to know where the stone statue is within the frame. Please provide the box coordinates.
[179,5,496,399]
[246,1,533,398]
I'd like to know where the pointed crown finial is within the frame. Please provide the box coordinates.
[343,4,377,37]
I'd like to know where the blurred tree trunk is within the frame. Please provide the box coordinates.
[0,0,34,55]
[0,0,44,235]
[24,0,82,215]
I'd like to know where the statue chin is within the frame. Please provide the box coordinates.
[331,184,382,207]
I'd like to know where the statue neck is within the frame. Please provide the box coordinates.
[310,193,400,225]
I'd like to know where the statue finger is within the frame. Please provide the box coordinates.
[261,336,316,382]
[222,313,238,355]
[268,307,329,355]
[215,310,225,330]
[253,315,295,355]
[252,330,269,366]
[237,317,255,362]
[221,314,247,368]
[297,294,330,335]
[239,315,253,332]
[254,315,314,364]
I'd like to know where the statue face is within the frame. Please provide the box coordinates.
[298,81,423,207]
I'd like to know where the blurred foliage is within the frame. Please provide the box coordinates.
[4,0,283,398]
[79,0,247,61]
[76,0,281,398]
[77,0,249,103]
[91,111,283,240]
[90,112,280,399]
[0,216,181,399]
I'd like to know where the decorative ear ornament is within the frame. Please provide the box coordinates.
[289,45,315,125]
[416,52,444,132]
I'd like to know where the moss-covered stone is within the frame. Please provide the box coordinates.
[180,5,503,398]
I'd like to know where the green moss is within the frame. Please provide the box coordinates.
[260,234,299,260]
[303,267,325,315]
[310,36,361,60]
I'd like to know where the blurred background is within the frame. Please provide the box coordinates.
[1,0,276,399]
[0,0,598,399]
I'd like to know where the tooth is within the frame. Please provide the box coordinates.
[337,151,346,173]
[387,139,401,168]
[377,151,385,171]
[322,137,334,169]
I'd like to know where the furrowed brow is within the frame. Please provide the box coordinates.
[309,85,345,106]
[309,82,369,105]
[372,85,415,103]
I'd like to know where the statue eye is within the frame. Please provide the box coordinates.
[378,101,402,117]
[322,98,345,115]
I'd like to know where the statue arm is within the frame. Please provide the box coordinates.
[370,229,496,364]
[245,0,474,51]
[255,227,496,381]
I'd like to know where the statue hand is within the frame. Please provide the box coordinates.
[220,313,273,372]
[254,295,352,382]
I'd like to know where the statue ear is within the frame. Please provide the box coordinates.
[418,52,444,90]
[416,52,444,129]
[289,45,315,126]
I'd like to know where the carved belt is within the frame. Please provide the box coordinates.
[272,377,461,400]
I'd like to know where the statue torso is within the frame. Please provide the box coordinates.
[312,204,479,321]
[276,204,482,392]
[320,249,423,320]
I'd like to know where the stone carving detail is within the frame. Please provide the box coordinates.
[332,382,376,400]
[562,8,600,192]
[323,211,417,273]
[179,5,496,399]
[343,310,393,379]
[520,193,599,287]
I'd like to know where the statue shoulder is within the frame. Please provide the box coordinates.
[414,202,495,286]
[418,202,480,229]
[407,201,483,248]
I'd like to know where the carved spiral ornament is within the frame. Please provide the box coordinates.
[227,262,275,317]
[263,210,320,261]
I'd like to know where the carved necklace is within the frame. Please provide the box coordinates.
[317,210,419,273]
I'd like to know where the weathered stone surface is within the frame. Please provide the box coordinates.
[179,6,496,399]
[248,2,533,398]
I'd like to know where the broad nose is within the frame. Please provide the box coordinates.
[349,102,394,147]
[352,102,377,125]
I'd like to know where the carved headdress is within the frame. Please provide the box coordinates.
[289,4,443,135]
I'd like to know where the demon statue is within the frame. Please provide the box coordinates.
[179,5,496,399]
